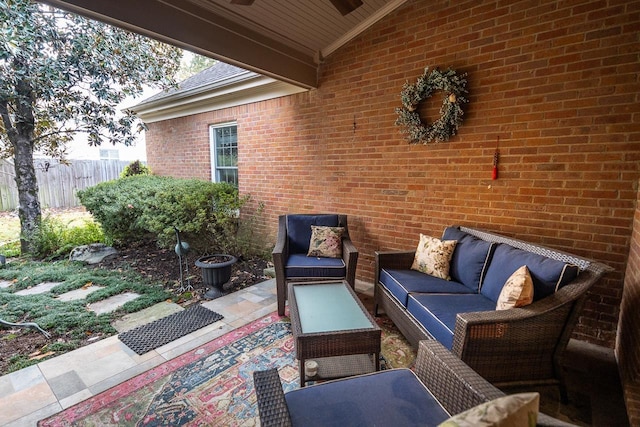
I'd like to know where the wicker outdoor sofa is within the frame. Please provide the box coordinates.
[374,225,612,394]
[253,340,576,426]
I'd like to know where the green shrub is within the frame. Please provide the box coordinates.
[120,160,151,178]
[77,175,247,253]
[29,216,105,259]
[222,200,272,259]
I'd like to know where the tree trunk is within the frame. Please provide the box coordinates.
[13,136,41,254]
[0,71,42,254]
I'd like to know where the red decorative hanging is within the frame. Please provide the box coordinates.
[492,137,499,180]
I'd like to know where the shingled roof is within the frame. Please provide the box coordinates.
[140,62,255,104]
[130,60,306,123]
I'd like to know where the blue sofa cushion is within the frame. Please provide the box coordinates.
[481,243,580,302]
[380,268,475,307]
[284,369,450,427]
[285,254,345,279]
[287,214,339,254]
[442,226,495,292]
[407,294,497,349]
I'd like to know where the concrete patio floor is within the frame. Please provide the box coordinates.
[0,278,629,426]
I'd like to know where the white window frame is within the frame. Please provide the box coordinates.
[209,122,238,186]
[99,149,119,160]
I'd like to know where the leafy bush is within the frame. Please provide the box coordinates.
[77,175,247,254]
[29,215,105,259]
[120,160,151,178]
[223,200,272,259]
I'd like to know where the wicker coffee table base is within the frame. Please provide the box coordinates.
[302,354,378,384]
[289,281,381,387]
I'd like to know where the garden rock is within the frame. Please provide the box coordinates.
[69,243,118,264]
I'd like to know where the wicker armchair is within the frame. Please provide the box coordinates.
[253,340,575,427]
[374,226,613,395]
[272,214,358,316]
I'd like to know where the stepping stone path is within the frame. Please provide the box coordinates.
[15,282,63,296]
[112,301,183,333]
[56,286,105,302]
[87,292,140,315]
[6,280,140,315]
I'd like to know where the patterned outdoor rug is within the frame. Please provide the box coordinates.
[39,311,415,427]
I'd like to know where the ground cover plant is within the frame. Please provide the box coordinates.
[0,259,170,373]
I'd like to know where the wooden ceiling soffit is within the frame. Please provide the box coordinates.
[38,0,319,89]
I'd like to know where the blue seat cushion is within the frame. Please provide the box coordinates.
[287,214,339,254]
[380,268,475,307]
[407,294,497,349]
[442,226,495,292]
[285,369,450,427]
[481,243,580,302]
[285,254,345,279]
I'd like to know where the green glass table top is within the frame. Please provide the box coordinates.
[292,282,373,333]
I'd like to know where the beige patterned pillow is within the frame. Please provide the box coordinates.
[307,226,344,258]
[410,234,457,280]
[496,265,534,310]
[438,392,539,427]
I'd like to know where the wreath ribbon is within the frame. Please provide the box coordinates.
[395,67,469,144]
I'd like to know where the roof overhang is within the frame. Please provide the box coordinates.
[129,72,307,123]
[38,0,408,89]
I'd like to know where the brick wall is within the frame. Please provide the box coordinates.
[146,0,640,347]
[618,179,640,424]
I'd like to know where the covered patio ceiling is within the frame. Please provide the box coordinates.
[39,0,408,89]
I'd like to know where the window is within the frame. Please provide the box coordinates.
[99,149,119,160]
[209,123,238,186]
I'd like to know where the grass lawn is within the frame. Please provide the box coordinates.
[0,214,20,245]
[0,208,93,256]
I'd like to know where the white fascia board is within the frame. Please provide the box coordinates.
[133,75,308,123]
[321,0,408,59]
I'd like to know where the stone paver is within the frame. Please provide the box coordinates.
[112,301,184,333]
[0,280,13,289]
[87,292,140,315]
[15,282,63,296]
[56,286,105,302]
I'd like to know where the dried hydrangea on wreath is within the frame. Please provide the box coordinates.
[395,67,469,144]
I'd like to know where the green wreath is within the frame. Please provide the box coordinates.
[395,67,469,144]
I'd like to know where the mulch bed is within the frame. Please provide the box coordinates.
[94,239,270,304]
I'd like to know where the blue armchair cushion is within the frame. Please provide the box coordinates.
[284,369,450,427]
[407,294,497,350]
[380,268,475,307]
[285,254,346,279]
[442,227,495,292]
[287,214,339,254]
[481,243,580,302]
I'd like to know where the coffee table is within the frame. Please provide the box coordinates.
[288,280,381,387]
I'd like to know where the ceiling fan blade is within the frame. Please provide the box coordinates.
[329,0,363,16]
[230,0,255,5]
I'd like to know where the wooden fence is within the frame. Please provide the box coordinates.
[0,158,130,211]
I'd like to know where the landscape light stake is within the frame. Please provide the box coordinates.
[174,226,192,292]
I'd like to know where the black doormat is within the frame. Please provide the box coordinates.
[118,305,223,355]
